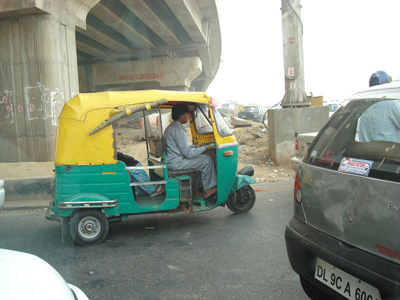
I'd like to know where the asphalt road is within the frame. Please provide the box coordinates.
[0,180,310,300]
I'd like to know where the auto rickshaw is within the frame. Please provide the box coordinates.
[46,90,257,245]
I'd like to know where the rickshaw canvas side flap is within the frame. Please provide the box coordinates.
[55,90,210,166]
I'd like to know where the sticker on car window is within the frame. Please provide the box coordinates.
[338,158,373,176]
[319,150,334,164]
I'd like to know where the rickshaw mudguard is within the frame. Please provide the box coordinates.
[57,193,118,218]
[231,174,257,192]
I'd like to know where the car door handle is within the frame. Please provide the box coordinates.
[223,150,233,157]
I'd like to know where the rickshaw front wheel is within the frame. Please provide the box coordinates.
[226,185,256,213]
[70,209,109,246]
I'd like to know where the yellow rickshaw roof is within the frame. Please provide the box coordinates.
[61,90,210,121]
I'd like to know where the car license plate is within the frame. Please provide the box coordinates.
[315,258,381,300]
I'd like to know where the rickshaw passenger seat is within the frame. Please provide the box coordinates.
[149,137,165,158]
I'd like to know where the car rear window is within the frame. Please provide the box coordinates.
[304,99,400,182]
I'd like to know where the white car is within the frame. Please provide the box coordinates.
[324,100,340,117]
[0,180,4,209]
[0,249,89,300]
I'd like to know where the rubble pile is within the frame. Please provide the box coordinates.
[233,123,295,183]
[233,123,270,165]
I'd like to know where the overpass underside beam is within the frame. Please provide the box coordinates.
[79,57,203,92]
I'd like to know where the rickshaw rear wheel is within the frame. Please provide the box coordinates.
[226,185,256,213]
[70,209,109,246]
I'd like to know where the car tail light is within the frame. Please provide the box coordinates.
[294,171,302,203]
[295,139,299,151]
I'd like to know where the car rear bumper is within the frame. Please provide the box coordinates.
[285,216,400,299]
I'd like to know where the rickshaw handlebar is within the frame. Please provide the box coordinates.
[88,98,168,136]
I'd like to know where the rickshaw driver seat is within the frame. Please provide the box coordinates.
[149,137,199,199]
[168,168,199,200]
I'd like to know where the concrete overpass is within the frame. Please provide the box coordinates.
[0,0,221,162]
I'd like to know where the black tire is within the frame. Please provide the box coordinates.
[226,185,256,213]
[69,210,109,246]
[226,193,234,211]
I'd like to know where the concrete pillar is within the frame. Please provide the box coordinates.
[0,1,100,162]
[281,0,309,107]
[268,106,329,164]
[267,1,328,165]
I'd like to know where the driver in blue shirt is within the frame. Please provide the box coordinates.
[358,71,400,144]
[164,105,217,199]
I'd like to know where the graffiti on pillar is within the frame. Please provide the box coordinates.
[0,90,14,123]
[24,83,64,125]
[288,37,295,44]
[25,83,47,120]
[49,90,64,125]
[0,84,65,125]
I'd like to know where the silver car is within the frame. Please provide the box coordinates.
[285,81,400,300]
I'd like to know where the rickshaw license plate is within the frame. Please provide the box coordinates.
[314,258,381,300]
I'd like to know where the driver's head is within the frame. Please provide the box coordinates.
[172,105,189,121]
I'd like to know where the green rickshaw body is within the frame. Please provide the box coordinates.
[54,162,181,218]
[46,90,257,245]
[214,142,256,205]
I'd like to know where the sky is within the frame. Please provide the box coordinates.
[206,1,400,107]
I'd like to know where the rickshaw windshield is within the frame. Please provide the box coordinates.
[193,105,232,137]
[194,105,213,135]
[213,107,233,137]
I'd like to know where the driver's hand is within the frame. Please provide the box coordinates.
[205,144,215,150]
